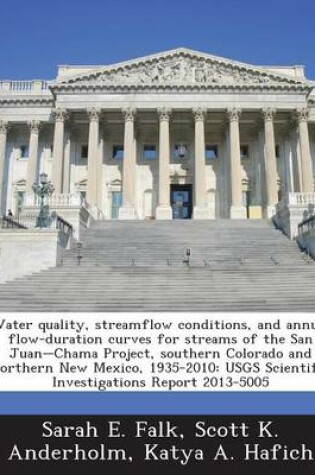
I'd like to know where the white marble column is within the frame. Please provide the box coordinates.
[62,131,71,194]
[87,108,101,207]
[227,108,246,219]
[156,107,172,219]
[296,107,314,192]
[283,122,296,193]
[97,126,105,212]
[0,120,9,213]
[26,121,41,194]
[119,107,137,219]
[262,108,278,216]
[252,131,263,206]
[193,108,212,219]
[51,108,68,193]
[288,119,302,192]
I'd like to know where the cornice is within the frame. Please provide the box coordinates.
[0,96,54,107]
[51,83,312,95]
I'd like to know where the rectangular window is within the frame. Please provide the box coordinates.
[143,145,157,160]
[81,144,88,159]
[240,145,249,160]
[19,145,29,159]
[205,144,218,160]
[112,145,124,160]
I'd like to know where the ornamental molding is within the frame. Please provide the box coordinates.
[27,120,42,133]
[0,97,54,107]
[226,107,241,122]
[157,107,172,121]
[51,48,314,95]
[193,107,207,122]
[262,107,276,121]
[52,108,69,123]
[87,107,102,122]
[0,120,9,134]
[122,107,137,122]
[295,106,309,122]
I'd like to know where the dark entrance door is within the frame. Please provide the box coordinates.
[170,184,193,219]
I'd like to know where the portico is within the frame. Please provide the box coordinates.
[0,48,314,223]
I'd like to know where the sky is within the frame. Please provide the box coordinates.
[1,0,315,80]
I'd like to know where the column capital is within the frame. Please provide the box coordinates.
[193,107,207,122]
[0,120,9,135]
[27,120,42,134]
[87,107,102,122]
[122,107,137,122]
[295,106,309,123]
[226,107,241,122]
[262,107,276,122]
[157,107,172,122]
[52,108,69,123]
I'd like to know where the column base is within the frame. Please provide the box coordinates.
[264,205,277,219]
[230,206,247,219]
[119,205,137,220]
[193,206,215,219]
[156,206,172,220]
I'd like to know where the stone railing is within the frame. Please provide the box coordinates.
[275,192,315,239]
[22,193,94,240]
[24,192,83,207]
[0,80,53,95]
[283,192,315,206]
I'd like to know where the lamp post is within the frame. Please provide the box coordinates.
[32,172,54,228]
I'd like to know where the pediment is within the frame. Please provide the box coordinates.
[52,48,313,94]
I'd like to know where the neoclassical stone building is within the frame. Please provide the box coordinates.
[0,47,315,222]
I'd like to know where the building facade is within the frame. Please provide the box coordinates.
[0,48,315,221]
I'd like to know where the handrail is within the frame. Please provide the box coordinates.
[0,215,27,229]
[55,215,73,234]
[0,213,73,234]
[298,215,315,234]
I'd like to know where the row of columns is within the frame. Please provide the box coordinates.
[0,106,314,217]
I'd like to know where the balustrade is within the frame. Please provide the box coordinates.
[0,80,51,94]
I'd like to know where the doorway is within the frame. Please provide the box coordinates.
[170,185,193,219]
[111,191,122,219]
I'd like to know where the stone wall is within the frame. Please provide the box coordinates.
[0,229,63,283]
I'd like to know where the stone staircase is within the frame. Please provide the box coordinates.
[0,219,315,311]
